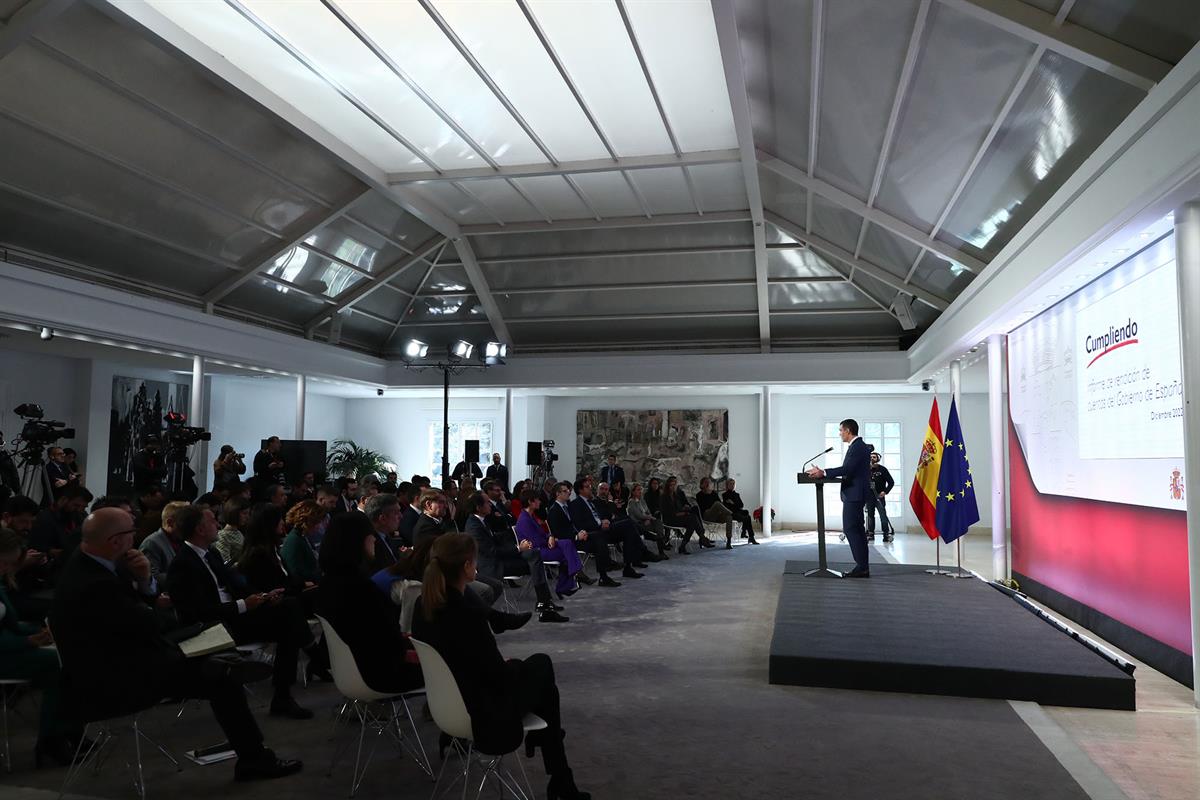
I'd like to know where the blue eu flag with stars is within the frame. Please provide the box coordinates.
[934,397,979,544]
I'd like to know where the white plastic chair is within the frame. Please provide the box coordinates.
[389,579,424,635]
[317,615,431,795]
[410,638,545,800]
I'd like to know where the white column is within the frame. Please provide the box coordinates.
[1173,201,1200,705]
[949,359,962,407]
[761,385,772,537]
[504,389,513,473]
[190,355,206,481]
[988,334,1008,582]
[295,374,306,440]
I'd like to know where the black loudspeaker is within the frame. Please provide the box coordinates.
[273,440,327,486]
[464,439,480,464]
[526,441,542,466]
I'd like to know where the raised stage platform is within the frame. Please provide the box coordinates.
[770,559,1135,710]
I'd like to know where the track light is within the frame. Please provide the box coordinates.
[402,338,429,361]
[482,341,508,365]
[449,339,474,360]
[39,326,54,341]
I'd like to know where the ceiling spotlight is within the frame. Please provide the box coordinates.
[449,339,474,360]
[39,326,54,341]
[402,338,429,361]
[481,341,507,366]
[1139,232,1152,240]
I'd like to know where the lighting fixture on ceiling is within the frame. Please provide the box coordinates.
[481,341,508,366]
[449,340,474,361]
[402,338,429,362]
[39,326,54,341]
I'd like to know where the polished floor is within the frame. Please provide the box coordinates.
[0,531,1195,800]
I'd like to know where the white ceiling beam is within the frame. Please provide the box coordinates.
[853,0,931,263]
[202,188,370,307]
[462,210,749,235]
[759,152,988,273]
[712,0,771,352]
[384,241,448,345]
[806,0,825,233]
[410,307,886,327]
[936,0,1171,92]
[454,238,511,345]
[387,149,740,185]
[439,242,807,266]
[765,211,950,311]
[305,235,445,334]
[423,275,843,298]
[0,0,73,61]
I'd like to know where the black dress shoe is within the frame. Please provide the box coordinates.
[725,541,733,550]
[557,586,579,598]
[234,749,304,782]
[749,538,760,545]
[597,575,622,587]
[574,571,595,586]
[621,567,644,579]
[631,561,649,569]
[269,696,315,720]
[500,611,533,631]
[537,607,570,623]
[843,567,871,579]
[699,538,716,549]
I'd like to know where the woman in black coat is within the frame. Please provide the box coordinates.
[411,533,589,800]
[315,513,422,696]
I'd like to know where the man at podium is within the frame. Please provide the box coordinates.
[805,418,872,578]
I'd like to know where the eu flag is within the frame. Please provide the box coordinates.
[934,397,979,544]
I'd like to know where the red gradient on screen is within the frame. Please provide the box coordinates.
[1009,420,1191,654]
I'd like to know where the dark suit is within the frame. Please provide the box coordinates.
[485,463,509,493]
[451,461,483,482]
[598,464,626,487]
[466,514,546,589]
[315,571,422,695]
[412,589,568,770]
[569,495,642,573]
[397,505,421,546]
[50,550,265,757]
[166,543,311,690]
[823,437,872,571]
[334,495,358,516]
[364,531,397,575]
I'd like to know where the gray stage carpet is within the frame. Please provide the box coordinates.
[0,540,1091,799]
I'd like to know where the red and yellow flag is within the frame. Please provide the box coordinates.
[909,397,944,540]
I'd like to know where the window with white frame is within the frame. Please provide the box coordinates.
[823,420,904,528]
[428,421,493,480]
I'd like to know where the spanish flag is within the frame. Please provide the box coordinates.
[909,397,943,539]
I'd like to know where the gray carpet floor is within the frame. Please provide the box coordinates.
[0,539,1092,800]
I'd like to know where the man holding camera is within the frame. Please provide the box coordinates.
[213,445,247,490]
[253,436,285,485]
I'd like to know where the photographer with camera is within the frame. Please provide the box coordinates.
[131,437,166,493]
[254,436,286,485]
[213,445,247,490]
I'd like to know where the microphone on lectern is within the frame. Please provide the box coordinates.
[802,447,835,472]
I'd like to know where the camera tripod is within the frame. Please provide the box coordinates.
[163,445,195,500]
[17,447,54,507]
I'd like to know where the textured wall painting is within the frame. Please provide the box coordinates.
[577,409,729,496]
[108,375,190,496]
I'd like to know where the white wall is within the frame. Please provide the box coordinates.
[343,395,506,483]
[541,393,762,503]
[771,391,997,532]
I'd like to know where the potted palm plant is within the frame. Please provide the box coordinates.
[325,439,391,482]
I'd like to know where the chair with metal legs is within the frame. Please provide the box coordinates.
[411,639,545,800]
[317,616,431,796]
[1,678,31,773]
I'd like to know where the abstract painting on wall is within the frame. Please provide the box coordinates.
[108,375,190,496]
[576,409,729,496]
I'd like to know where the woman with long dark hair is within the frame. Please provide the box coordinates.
[412,534,589,800]
[315,513,422,695]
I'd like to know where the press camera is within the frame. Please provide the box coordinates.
[14,403,75,446]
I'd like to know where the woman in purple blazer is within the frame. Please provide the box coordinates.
[515,488,583,597]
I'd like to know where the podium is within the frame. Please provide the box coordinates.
[796,473,843,578]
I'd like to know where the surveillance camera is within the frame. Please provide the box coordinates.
[376,388,384,397]
[921,380,931,391]
[39,326,54,341]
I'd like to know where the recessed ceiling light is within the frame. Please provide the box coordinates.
[1139,232,1152,239]
[1095,261,1110,268]
[1113,248,1129,256]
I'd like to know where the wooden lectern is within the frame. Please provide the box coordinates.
[796,473,843,578]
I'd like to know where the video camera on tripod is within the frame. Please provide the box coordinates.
[162,411,210,498]
[7,403,76,504]
[531,439,559,486]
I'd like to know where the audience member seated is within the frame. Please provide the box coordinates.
[516,489,584,599]
[380,471,399,494]
[510,480,529,519]
[644,477,663,517]
[166,504,317,719]
[0,527,82,766]
[609,479,630,506]
[30,484,93,566]
[626,483,670,559]
[3,495,53,619]
[314,512,422,695]
[258,483,287,509]
[567,480,643,584]
[281,500,324,585]
[582,480,652,569]
[465,492,566,623]
[411,534,590,800]
[398,489,422,547]
[315,483,339,513]
[696,477,736,549]
[51,507,302,781]
[334,477,359,515]
[363,493,402,574]
[215,497,251,564]
[536,479,557,521]
[288,472,316,506]
[720,478,758,543]
[62,448,84,484]
[138,499,190,579]
[660,477,711,554]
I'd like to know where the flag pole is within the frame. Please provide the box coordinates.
[947,536,971,578]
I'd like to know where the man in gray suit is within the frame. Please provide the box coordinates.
[464,492,566,623]
[138,500,189,579]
